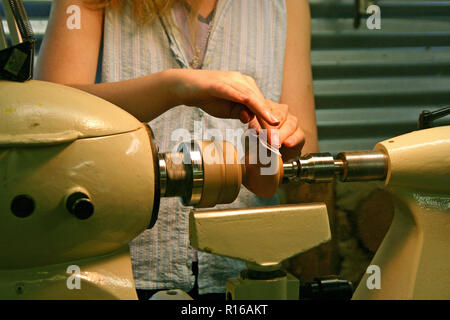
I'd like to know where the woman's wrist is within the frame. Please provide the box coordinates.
[160,68,186,108]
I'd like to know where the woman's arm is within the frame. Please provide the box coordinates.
[281,0,319,156]
[36,1,281,125]
[36,0,103,84]
[36,0,177,121]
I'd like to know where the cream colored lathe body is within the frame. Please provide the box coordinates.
[0,80,158,299]
[353,126,450,300]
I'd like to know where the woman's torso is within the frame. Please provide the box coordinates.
[101,0,287,294]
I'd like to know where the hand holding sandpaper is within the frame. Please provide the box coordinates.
[241,131,285,199]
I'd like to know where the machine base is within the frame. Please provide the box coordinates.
[0,246,138,300]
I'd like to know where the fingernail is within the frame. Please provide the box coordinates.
[271,130,281,148]
[270,114,280,125]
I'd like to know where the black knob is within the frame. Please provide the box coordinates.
[300,276,353,300]
[66,192,94,220]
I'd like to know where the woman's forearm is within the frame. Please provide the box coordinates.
[282,0,319,155]
[69,69,179,122]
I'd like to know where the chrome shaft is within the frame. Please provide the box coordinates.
[283,150,388,183]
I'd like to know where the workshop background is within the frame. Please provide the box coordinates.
[2,0,450,291]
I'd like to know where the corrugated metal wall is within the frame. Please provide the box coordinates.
[2,0,450,154]
[310,0,450,153]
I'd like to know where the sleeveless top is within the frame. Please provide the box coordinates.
[172,1,214,69]
[101,0,287,294]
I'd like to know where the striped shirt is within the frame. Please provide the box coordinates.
[101,0,287,294]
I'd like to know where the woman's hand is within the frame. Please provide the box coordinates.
[248,99,305,161]
[167,69,304,159]
[242,100,305,198]
[165,69,306,198]
[167,69,281,126]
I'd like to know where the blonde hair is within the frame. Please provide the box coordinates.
[85,0,199,25]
